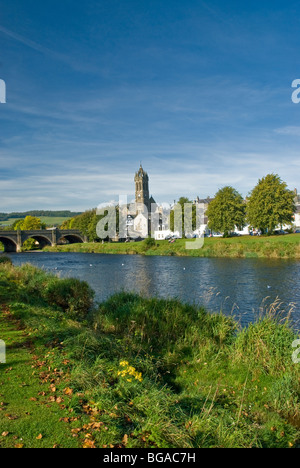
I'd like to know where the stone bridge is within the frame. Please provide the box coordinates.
[0,229,87,253]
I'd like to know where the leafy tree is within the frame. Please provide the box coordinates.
[61,207,120,242]
[60,218,72,230]
[246,174,296,234]
[12,219,24,230]
[170,197,197,236]
[12,216,46,250]
[88,211,106,242]
[206,187,246,237]
[13,216,46,230]
[74,210,94,234]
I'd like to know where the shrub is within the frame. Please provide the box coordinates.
[45,277,94,320]
[144,237,156,249]
[97,293,236,357]
[232,318,297,374]
[0,255,12,265]
[12,264,52,301]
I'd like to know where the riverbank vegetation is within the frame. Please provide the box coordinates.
[44,234,300,259]
[0,262,299,448]
[207,175,296,236]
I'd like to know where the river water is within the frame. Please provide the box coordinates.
[8,252,300,328]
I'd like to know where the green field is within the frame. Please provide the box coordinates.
[45,234,300,259]
[0,217,71,228]
[0,259,299,448]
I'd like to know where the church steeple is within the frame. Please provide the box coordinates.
[135,164,150,213]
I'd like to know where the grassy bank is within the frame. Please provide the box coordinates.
[44,234,300,259]
[0,260,299,448]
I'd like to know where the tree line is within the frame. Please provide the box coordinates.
[60,174,297,240]
[205,174,296,236]
[0,210,82,222]
[2,173,295,242]
[60,208,120,241]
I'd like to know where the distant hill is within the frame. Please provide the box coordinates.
[0,211,82,222]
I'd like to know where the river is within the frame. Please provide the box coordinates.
[8,252,300,328]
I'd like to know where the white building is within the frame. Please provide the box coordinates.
[133,213,149,239]
[234,225,250,236]
[294,206,300,228]
[154,229,172,241]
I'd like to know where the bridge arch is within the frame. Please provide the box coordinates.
[0,229,86,252]
[59,234,84,244]
[0,236,18,253]
[22,235,53,249]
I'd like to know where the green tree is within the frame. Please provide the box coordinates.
[61,207,120,242]
[60,218,72,230]
[246,174,296,234]
[72,210,94,235]
[206,187,246,237]
[13,216,46,251]
[88,211,105,242]
[13,216,46,230]
[12,219,24,230]
[170,197,197,236]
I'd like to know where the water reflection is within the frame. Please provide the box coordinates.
[9,252,300,328]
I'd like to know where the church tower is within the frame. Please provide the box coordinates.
[135,164,150,213]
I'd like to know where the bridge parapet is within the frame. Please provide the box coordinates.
[0,228,86,253]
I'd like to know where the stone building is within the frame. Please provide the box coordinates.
[129,164,158,238]
[134,164,156,214]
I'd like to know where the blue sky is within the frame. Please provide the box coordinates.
[0,0,300,211]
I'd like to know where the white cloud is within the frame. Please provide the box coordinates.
[274,126,300,136]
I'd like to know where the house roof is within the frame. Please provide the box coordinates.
[196,197,214,205]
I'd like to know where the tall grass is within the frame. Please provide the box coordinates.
[44,234,300,259]
[0,262,299,448]
[0,263,94,320]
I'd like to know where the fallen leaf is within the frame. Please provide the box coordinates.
[5,414,18,421]
[83,439,96,449]
[92,422,104,429]
[71,428,81,434]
